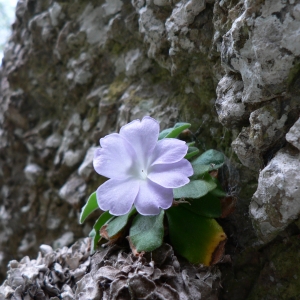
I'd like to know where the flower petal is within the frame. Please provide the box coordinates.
[93,133,136,179]
[119,116,159,166]
[148,159,193,188]
[96,178,139,216]
[150,138,188,166]
[134,179,173,216]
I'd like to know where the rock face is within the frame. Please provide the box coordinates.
[0,0,223,282]
[0,0,300,299]
[215,0,300,245]
[250,148,300,243]
[218,0,300,172]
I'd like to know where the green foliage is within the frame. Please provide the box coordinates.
[89,211,113,251]
[158,122,191,140]
[174,178,217,199]
[89,229,100,252]
[180,192,222,218]
[185,146,200,160]
[209,176,227,198]
[79,192,98,224]
[192,149,225,177]
[128,210,164,252]
[174,148,225,201]
[166,205,226,265]
[105,207,136,238]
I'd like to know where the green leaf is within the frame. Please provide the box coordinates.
[191,164,211,177]
[166,206,227,265]
[192,149,224,167]
[94,211,114,231]
[174,173,225,217]
[173,179,217,199]
[158,122,191,140]
[210,188,226,198]
[191,150,225,178]
[187,141,196,147]
[180,192,222,218]
[185,146,200,160]
[209,177,227,198]
[89,229,101,252]
[164,122,191,139]
[173,122,190,129]
[79,192,98,224]
[128,210,165,252]
[158,128,173,140]
[104,207,137,239]
[89,211,114,251]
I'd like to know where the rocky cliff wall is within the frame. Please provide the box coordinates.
[0,0,300,299]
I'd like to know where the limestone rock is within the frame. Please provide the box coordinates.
[215,75,247,128]
[216,0,300,171]
[286,117,300,150]
[24,163,43,184]
[58,175,87,206]
[78,146,98,180]
[250,148,300,243]
[45,133,62,149]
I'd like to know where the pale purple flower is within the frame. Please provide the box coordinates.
[93,116,193,216]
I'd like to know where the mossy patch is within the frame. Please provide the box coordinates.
[247,236,300,300]
[107,74,131,101]
[287,60,300,90]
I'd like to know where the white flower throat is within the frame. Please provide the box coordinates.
[140,169,148,180]
[132,158,150,180]
[131,162,149,180]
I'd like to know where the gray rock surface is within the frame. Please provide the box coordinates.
[215,0,300,245]
[0,0,224,282]
[0,0,300,299]
[286,116,300,150]
[217,0,300,170]
[250,148,300,243]
[0,240,221,300]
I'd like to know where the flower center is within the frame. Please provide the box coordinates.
[130,160,150,180]
[140,169,148,180]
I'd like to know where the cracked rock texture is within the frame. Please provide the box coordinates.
[1,0,300,299]
[0,0,226,284]
[0,240,221,300]
[215,0,300,246]
[250,148,300,243]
